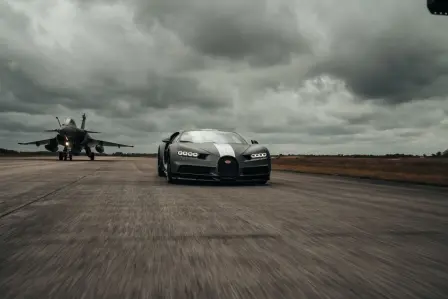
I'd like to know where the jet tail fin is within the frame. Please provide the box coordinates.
[81,113,86,130]
[81,113,99,133]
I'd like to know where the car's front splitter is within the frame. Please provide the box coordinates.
[171,172,270,183]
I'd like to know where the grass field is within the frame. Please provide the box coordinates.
[272,156,448,186]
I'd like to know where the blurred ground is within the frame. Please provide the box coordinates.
[0,157,447,299]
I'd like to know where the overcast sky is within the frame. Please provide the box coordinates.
[1,0,447,155]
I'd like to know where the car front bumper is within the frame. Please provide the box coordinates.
[170,156,271,182]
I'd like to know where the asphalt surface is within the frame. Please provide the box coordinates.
[0,156,447,299]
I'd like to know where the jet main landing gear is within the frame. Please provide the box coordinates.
[58,151,72,161]
[84,147,95,161]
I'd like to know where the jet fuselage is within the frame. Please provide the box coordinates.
[57,119,92,155]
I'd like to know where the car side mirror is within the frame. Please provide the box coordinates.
[251,140,259,144]
[162,138,170,143]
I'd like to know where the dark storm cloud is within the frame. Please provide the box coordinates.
[134,0,310,67]
[0,118,45,133]
[0,112,58,134]
[345,113,378,126]
[397,131,426,138]
[135,75,231,109]
[180,7,307,67]
[127,107,237,133]
[244,124,365,136]
[310,36,448,104]
[0,55,230,122]
[306,125,365,136]
[344,99,448,131]
[1,0,448,154]
[0,0,232,123]
[308,1,448,104]
[251,132,357,146]
[0,59,82,107]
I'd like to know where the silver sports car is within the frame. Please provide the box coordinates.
[157,129,271,184]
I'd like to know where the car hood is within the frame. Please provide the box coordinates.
[177,142,265,157]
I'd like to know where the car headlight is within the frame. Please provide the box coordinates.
[177,151,199,158]
[251,153,267,159]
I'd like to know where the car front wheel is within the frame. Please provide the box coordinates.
[157,151,165,177]
[165,155,177,184]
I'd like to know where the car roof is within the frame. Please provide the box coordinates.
[180,128,235,133]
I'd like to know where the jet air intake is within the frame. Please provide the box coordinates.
[56,134,65,144]
[95,145,104,153]
[45,138,59,152]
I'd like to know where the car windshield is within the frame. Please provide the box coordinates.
[179,130,248,144]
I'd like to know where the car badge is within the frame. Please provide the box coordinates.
[225,160,231,164]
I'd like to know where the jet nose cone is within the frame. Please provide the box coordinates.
[60,127,70,136]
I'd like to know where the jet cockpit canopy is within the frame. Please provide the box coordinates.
[64,118,77,127]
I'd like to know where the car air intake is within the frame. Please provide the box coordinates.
[242,166,270,176]
[217,156,239,177]
[178,165,213,175]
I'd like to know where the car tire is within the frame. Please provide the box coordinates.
[157,150,165,177]
[259,175,270,185]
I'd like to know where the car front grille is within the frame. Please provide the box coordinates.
[217,156,239,177]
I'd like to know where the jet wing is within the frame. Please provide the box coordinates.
[88,138,134,148]
[18,138,54,146]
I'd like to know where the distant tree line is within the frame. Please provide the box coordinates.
[0,148,157,157]
[1,148,446,158]
[273,152,448,158]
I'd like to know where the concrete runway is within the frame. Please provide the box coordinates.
[0,157,447,299]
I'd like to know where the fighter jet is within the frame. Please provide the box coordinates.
[18,113,133,161]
